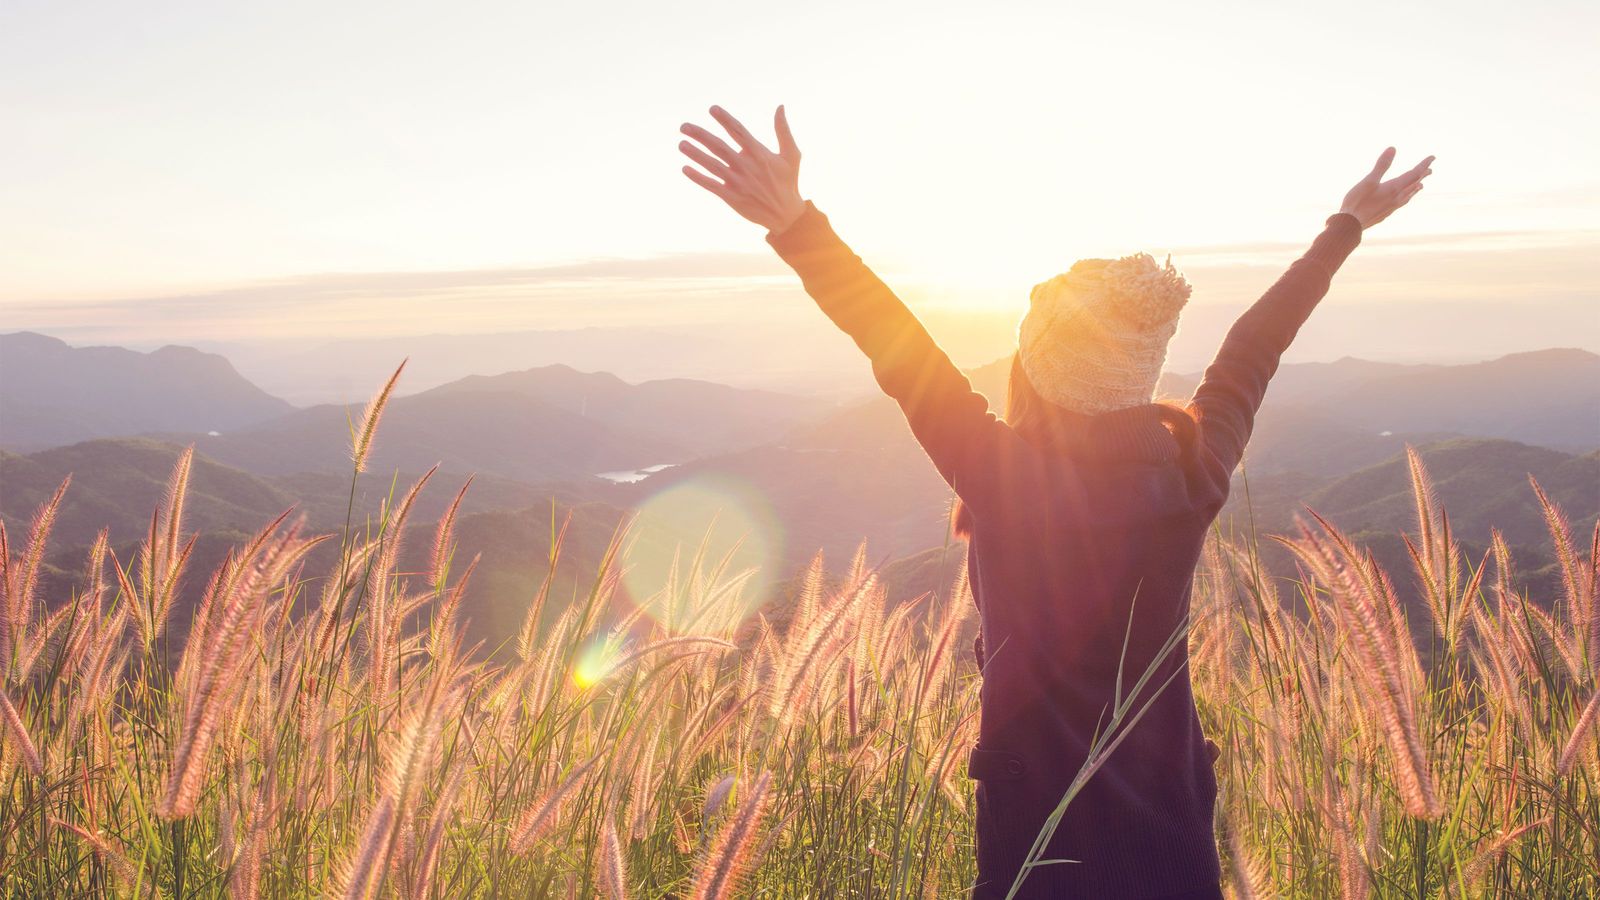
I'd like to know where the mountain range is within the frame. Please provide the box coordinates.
[0,332,292,451]
[2,330,1596,653]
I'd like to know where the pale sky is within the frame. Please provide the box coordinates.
[2,0,1596,363]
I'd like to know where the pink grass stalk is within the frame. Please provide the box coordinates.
[1457,817,1551,889]
[689,771,773,900]
[430,476,474,590]
[160,522,316,818]
[351,359,406,473]
[597,817,630,900]
[3,477,69,673]
[1530,476,1598,662]
[0,688,42,775]
[338,795,398,900]
[51,817,138,884]
[508,755,600,854]
[1557,688,1600,776]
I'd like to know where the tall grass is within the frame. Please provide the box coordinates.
[0,376,1595,896]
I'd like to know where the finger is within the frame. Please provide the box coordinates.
[774,105,800,161]
[709,105,771,155]
[682,165,734,201]
[1390,154,1435,184]
[679,141,732,181]
[1387,166,1433,190]
[680,123,740,165]
[1366,146,1397,182]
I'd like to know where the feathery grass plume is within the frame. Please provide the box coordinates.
[408,755,466,900]
[1456,816,1551,889]
[628,719,666,839]
[427,554,478,667]
[1220,805,1273,900]
[2,476,68,676]
[430,475,474,590]
[359,470,436,709]
[517,512,572,661]
[601,636,737,684]
[0,523,9,666]
[1279,514,1442,819]
[379,689,456,822]
[1403,447,1472,644]
[597,816,630,900]
[51,817,138,884]
[1592,519,1600,656]
[220,785,270,900]
[792,551,826,631]
[338,795,398,900]
[923,709,979,807]
[351,358,407,473]
[162,443,194,554]
[508,755,601,854]
[916,591,968,719]
[1558,688,1600,776]
[1530,475,1598,663]
[0,687,42,774]
[767,571,879,725]
[701,773,737,831]
[689,771,772,900]
[159,519,318,818]
[1321,773,1369,900]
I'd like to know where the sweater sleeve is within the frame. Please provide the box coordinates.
[767,201,1010,504]
[1190,213,1363,475]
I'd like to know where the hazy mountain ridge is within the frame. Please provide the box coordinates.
[796,348,1599,475]
[0,331,294,451]
[0,438,562,548]
[423,364,832,457]
[4,335,1595,637]
[101,364,829,485]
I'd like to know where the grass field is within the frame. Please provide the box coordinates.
[1,372,1596,897]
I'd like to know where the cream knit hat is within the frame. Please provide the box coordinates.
[1017,253,1192,415]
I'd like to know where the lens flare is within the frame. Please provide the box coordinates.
[572,635,619,688]
[622,475,783,629]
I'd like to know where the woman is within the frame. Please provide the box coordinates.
[679,105,1432,899]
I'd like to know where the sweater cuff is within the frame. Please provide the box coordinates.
[1303,213,1363,276]
[765,200,833,257]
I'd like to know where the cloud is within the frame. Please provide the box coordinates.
[4,228,1595,348]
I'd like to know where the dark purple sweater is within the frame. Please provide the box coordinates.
[768,203,1362,899]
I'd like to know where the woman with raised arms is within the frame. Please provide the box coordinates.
[679,105,1431,899]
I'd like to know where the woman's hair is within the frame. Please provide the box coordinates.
[949,354,1197,539]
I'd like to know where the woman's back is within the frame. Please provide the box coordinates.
[962,409,1223,897]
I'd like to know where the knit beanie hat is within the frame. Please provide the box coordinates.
[1017,253,1192,415]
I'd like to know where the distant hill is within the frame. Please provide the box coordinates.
[425,365,830,457]
[0,438,557,548]
[157,365,830,484]
[0,332,293,451]
[1222,438,1600,547]
[794,350,1600,477]
[178,389,686,483]
[1321,349,1600,452]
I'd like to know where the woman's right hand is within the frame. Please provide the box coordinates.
[1339,147,1435,229]
[680,105,807,235]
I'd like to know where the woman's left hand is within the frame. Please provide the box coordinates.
[680,105,807,234]
[1339,147,1435,229]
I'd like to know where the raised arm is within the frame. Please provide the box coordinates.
[678,105,1007,500]
[1191,147,1434,474]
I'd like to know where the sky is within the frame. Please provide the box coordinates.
[2,0,1596,376]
